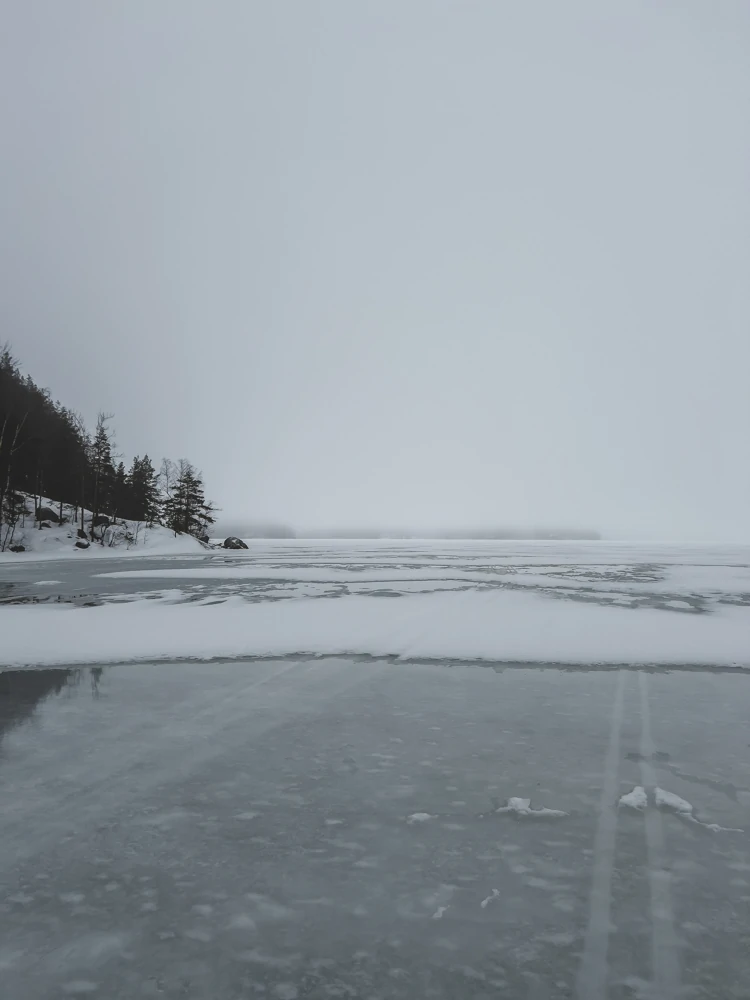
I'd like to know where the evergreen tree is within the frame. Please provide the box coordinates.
[163,459,215,539]
[111,461,129,522]
[127,455,160,523]
[88,412,115,539]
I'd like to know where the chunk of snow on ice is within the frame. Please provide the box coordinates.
[619,786,648,810]
[59,892,85,904]
[619,785,743,831]
[406,812,435,824]
[655,787,743,832]
[432,906,449,919]
[496,797,567,818]
[655,788,692,814]
[33,580,61,586]
[480,889,500,908]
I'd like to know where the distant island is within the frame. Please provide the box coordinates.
[212,521,601,541]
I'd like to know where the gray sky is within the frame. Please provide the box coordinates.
[1,1,748,539]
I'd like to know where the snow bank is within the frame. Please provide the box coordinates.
[2,588,748,669]
[0,522,205,562]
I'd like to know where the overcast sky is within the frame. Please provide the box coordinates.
[1,2,748,539]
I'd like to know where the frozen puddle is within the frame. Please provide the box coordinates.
[619,786,744,832]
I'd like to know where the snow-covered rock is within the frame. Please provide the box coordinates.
[223,536,249,550]
[35,506,60,523]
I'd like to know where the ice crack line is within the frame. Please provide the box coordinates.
[638,670,681,1000]
[576,669,626,1000]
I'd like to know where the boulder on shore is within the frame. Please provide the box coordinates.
[35,506,60,523]
[92,515,110,528]
[77,528,88,539]
[9,544,25,553]
[223,536,248,550]
[75,539,90,550]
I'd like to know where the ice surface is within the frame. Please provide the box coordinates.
[2,540,749,668]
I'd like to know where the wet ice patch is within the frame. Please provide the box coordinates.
[495,797,567,818]
[273,986,298,1000]
[245,893,296,921]
[59,892,85,904]
[227,913,257,931]
[61,983,98,995]
[184,928,212,942]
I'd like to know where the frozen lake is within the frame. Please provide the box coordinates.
[2,539,750,668]
[1,541,749,998]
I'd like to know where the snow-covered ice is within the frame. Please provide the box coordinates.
[1,540,748,669]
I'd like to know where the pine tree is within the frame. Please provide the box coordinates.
[163,459,215,539]
[127,455,160,524]
[111,461,129,522]
[89,412,115,540]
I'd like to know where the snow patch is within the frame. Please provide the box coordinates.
[3,584,749,668]
[619,785,743,832]
[406,812,435,824]
[495,797,567,818]
[619,786,648,811]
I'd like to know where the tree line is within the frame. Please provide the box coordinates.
[0,346,215,548]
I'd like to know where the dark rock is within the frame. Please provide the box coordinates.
[77,528,88,539]
[223,536,248,550]
[9,544,25,553]
[75,539,90,550]
[35,506,60,523]
[92,515,110,528]
[198,533,209,544]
